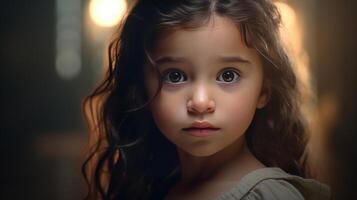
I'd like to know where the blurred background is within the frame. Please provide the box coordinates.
[0,0,356,199]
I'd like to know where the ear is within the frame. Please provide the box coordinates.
[256,85,271,109]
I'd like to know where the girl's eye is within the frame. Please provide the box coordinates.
[217,69,240,83]
[162,69,187,84]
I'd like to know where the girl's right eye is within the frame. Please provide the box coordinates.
[162,69,187,84]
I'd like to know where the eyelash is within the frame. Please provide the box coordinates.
[161,68,241,84]
[162,69,187,84]
[217,68,241,83]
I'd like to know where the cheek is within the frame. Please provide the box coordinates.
[220,91,260,133]
[145,70,179,136]
[150,93,185,134]
[228,103,255,125]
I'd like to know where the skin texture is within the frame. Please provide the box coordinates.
[145,15,269,199]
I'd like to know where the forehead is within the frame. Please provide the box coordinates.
[151,15,260,65]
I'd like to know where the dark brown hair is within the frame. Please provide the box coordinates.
[82,0,308,199]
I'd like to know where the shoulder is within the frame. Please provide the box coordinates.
[241,178,304,200]
[215,168,330,200]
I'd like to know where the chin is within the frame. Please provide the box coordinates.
[181,145,223,157]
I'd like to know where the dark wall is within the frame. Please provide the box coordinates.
[315,0,357,198]
[1,0,91,199]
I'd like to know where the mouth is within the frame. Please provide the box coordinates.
[182,121,220,137]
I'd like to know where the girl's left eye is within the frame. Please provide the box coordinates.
[217,69,240,83]
[162,69,187,84]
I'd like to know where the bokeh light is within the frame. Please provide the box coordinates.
[55,50,81,80]
[275,2,297,30]
[56,0,82,80]
[89,0,127,27]
[274,2,308,95]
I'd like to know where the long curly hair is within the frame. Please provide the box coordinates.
[82,0,308,199]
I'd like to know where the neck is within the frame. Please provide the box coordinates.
[176,137,264,186]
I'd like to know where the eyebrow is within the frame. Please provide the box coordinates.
[154,55,251,66]
[154,56,187,66]
[218,55,251,64]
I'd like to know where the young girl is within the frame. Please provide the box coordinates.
[82,0,330,199]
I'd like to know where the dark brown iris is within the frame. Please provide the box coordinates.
[222,71,234,82]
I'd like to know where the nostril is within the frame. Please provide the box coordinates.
[186,99,215,114]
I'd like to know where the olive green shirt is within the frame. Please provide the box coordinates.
[215,167,330,200]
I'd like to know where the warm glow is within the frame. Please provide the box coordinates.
[275,2,296,30]
[274,2,307,85]
[274,2,313,125]
[89,0,127,27]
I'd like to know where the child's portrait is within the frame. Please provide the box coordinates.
[1,0,356,199]
[82,0,330,199]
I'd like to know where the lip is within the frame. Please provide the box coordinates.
[182,121,220,137]
[185,121,219,129]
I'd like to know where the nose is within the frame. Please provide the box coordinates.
[187,84,215,114]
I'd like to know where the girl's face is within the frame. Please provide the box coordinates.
[145,15,268,157]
